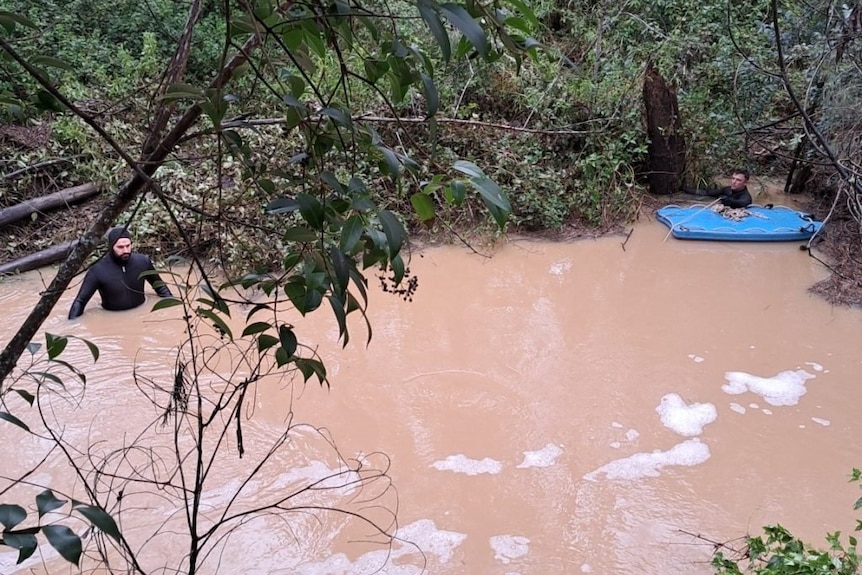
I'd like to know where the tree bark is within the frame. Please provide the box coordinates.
[0,183,98,228]
[0,241,79,275]
[643,62,685,195]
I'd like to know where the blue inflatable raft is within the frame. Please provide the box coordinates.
[656,204,824,241]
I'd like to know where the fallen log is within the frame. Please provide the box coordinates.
[0,240,79,275]
[0,183,99,228]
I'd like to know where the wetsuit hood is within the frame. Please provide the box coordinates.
[107,227,131,265]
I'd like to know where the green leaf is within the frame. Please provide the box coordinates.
[452,159,485,178]
[330,246,350,294]
[295,358,328,385]
[42,525,82,566]
[502,0,540,28]
[471,176,511,212]
[285,282,309,315]
[419,73,439,118]
[13,389,34,405]
[151,297,183,311]
[49,359,87,385]
[197,309,233,340]
[70,336,100,362]
[296,193,325,228]
[0,11,38,32]
[445,181,467,205]
[278,324,298,357]
[321,107,353,131]
[328,295,350,346]
[411,192,436,222]
[375,144,401,177]
[258,334,279,352]
[320,171,346,194]
[391,253,405,284]
[0,504,27,530]
[73,505,121,543]
[266,197,300,214]
[340,215,364,254]
[274,346,290,367]
[378,210,404,258]
[29,371,65,386]
[417,0,451,62]
[363,58,389,83]
[45,333,68,360]
[3,532,37,564]
[440,3,489,58]
[31,55,74,71]
[161,83,205,102]
[855,496,862,511]
[242,321,272,337]
[0,411,30,433]
[36,490,67,518]
[283,227,320,243]
[302,21,326,58]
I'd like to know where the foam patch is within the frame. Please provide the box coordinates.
[584,439,710,481]
[432,454,503,475]
[655,393,717,436]
[722,369,815,406]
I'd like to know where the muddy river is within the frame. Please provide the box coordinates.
[1,217,861,574]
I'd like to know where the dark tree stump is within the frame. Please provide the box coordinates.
[643,63,685,195]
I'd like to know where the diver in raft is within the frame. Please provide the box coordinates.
[684,168,753,208]
[68,227,173,319]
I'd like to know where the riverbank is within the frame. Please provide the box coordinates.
[1,181,860,307]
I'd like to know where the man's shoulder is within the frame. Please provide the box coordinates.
[129,252,153,264]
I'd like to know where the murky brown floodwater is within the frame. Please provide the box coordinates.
[2,217,861,575]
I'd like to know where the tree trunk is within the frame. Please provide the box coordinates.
[0,241,78,275]
[0,183,98,228]
[643,62,685,195]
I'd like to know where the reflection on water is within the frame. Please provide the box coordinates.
[2,219,862,574]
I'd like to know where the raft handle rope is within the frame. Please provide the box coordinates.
[662,198,721,242]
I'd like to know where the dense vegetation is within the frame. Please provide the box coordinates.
[1,0,861,572]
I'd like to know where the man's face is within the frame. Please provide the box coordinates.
[112,238,132,261]
[730,172,749,191]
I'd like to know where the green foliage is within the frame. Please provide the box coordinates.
[712,469,862,575]
[0,490,122,566]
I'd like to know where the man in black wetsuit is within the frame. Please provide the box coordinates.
[68,227,173,319]
[684,168,753,208]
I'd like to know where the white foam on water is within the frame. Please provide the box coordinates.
[761,409,773,415]
[729,403,746,414]
[722,369,815,406]
[432,454,503,475]
[611,421,624,428]
[625,429,640,441]
[806,362,824,372]
[812,417,831,426]
[749,402,760,409]
[549,261,573,276]
[289,518,467,574]
[609,441,621,449]
[517,443,563,468]
[655,393,717,436]
[490,534,530,564]
[583,439,711,481]
[688,354,705,363]
[581,564,593,573]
